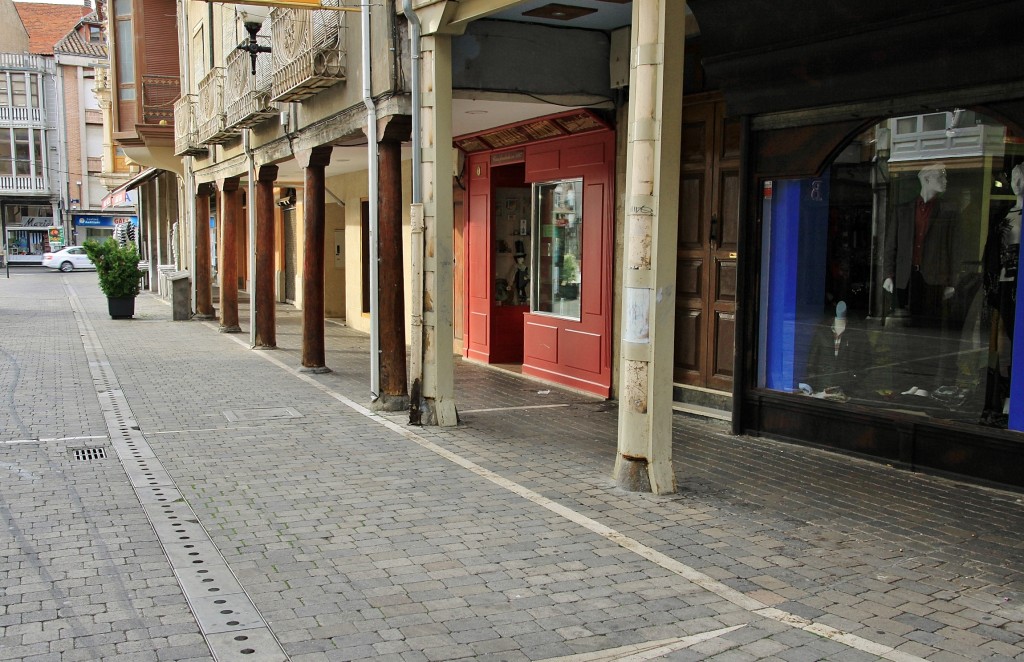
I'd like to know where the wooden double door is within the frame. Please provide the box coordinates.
[674,96,741,392]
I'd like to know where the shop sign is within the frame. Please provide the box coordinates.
[74,215,114,227]
[491,149,525,166]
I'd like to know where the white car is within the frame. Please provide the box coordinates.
[42,246,96,272]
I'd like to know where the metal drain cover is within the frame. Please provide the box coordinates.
[222,407,302,422]
[71,447,107,461]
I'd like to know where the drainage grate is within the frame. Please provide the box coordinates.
[71,447,107,461]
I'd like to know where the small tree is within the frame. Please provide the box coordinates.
[83,238,142,298]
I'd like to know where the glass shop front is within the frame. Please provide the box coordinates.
[750,109,1024,486]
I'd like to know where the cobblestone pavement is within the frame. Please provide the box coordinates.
[1,268,1022,662]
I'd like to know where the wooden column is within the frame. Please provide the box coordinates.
[254,165,279,348]
[614,0,684,494]
[377,135,408,409]
[218,177,242,333]
[194,183,215,319]
[298,146,332,371]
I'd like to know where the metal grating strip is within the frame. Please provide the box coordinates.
[65,283,289,662]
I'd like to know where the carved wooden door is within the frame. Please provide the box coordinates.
[674,97,741,392]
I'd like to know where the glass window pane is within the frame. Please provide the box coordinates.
[33,132,43,172]
[114,0,130,17]
[10,75,26,107]
[29,74,38,107]
[531,179,583,319]
[0,129,11,176]
[758,112,1024,431]
[117,20,135,85]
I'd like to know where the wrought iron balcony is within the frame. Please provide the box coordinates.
[196,67,239,145]
[141,75,179,125]
[270,0,347,102]
[225,36,280,130]
[174,94,207,156]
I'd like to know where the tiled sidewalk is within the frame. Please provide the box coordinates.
[0,270,1021,661]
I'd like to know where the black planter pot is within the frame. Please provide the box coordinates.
[107,296,136,319]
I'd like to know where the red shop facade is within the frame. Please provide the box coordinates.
[458,111,615,397]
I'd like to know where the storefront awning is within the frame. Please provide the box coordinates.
[687,0,1023,117]
[100,167,161,210]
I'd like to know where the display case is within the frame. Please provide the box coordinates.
[532,178,583,320]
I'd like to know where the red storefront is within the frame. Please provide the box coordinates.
[458,111,615,397]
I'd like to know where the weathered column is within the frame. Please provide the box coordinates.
[217,177,242,333]
[254,165,279,348]
[376,130,409,410]
[410,32,458,426]
[613,0,685,494]
[298,146,332,372]
[194,183,215,319]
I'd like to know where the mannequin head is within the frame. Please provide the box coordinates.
[918,163,948,201]
[1011,163,1024,198]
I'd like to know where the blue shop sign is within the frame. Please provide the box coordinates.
[74,215,113,227]
[74,215,137,227]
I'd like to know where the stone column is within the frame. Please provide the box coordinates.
[217,177,242,333]
[410,33,458,426]
[254,165,279,348]
[613,0,685,494]
[297,146,332,372]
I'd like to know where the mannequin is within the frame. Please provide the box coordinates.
[507,240,530,305]
[981,164,1023,423]
[883,163,958,323]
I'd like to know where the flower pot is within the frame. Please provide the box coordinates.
[558,283,579,300]
[107,296,136,319]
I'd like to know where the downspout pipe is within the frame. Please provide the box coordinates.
[244,128,256,348]
[363,0,380,400]
[401,0,424,423]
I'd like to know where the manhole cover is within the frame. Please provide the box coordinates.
[222,407,302,422]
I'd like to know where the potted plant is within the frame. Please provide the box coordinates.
[559,252,579,300]
[83,238,142,319]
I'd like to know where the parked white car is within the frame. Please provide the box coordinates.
[42,246,96,272]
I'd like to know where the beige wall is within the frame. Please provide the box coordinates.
[325,163,413,341]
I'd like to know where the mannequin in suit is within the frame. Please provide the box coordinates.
[883,163,958,324]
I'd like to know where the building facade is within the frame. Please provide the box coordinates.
[170,0,1024,491]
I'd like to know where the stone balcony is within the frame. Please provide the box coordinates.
[270,0,347,102]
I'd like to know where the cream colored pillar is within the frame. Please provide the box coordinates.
[412,32,458,426]
[613,0,685,494]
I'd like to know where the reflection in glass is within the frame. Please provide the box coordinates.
[532,179,583,319]
[758,111,1024,430]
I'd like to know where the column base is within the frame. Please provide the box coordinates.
[371,393,409,412]
[613,455,653,493]
[252,344,277,351]
[299,365,331,374]
[219,325,241,334]
[193,313,216,321]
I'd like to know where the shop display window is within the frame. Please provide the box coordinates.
[532,178,583,320]
[758,110,1024,430]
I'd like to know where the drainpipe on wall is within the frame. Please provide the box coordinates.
[401,0,424,423]
[363,0,380,400]
[245,128,256,348]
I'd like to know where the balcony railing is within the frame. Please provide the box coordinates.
[196,67,239,145]
[270,0,347,102]
[0,174,46,193]
[141,75,179,125]
[225,33,280,130]
[0,53,54,72]
[0,106,44,124]
[174,94,207,156]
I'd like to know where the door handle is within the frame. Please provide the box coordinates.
[709,213,718,249]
